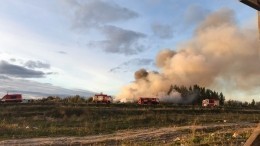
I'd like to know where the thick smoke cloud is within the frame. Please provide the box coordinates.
[184,5,210,26]
[156,49,176,67]
[116,8,260,103]
[196,8,235,33]
[134,69,148,80]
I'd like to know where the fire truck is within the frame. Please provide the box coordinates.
[202,99,219,107]
[1,94,22,103]
[138,97,159,105]
[92,93,112,104]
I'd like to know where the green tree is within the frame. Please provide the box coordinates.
[219,92,225,106]
[251,99,255,107]
[87,97,93,103]
[243,101,249,107]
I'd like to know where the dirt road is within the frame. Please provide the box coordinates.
[0,122,257,146]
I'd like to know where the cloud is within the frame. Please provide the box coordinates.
[0,75,11,80]
[10,58,16,62]
[109,66,121,73]
[0,61,46,78]
[62,0,79,7]
[92,25,147,55]
[110,58,153,73]
[57,51,67,54]
[0,78,94,99]
[121,58,153,66]
[151,23,174,39]
[63,0,145,55]
[184,5,210,26]
[24,60,50,69]
[68,0,138,30]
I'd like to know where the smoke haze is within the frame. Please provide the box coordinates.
[116,8,260,103]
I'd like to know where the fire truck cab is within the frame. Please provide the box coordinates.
[138,97,159,105]
[92,93,112,104]
[202,99,219,107]
[1,94,22,103]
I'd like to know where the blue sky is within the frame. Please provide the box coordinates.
[0,0,259,101]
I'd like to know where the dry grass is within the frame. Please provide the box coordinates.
[0,103,259,145]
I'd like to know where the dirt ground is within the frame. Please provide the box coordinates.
[0,122,257,146]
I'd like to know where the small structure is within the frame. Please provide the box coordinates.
[239,0,260,39]
[138,97,159,105]
[239,0,260,11]
[202,99,219,107]
[1,94,22,103]
[92,93,112,104]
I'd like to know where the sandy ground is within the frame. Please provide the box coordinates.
[0,122,257,146]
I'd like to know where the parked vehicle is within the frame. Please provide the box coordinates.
[138,97,159,105]
[202,99,219,107]
[92,93,112,104]
[1,94,22,103]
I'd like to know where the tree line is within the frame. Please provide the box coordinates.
[26,86,259,108]
[168,84,259,107]
[225,99,258,107]
[30,95,92,104]
[168,84,225,106]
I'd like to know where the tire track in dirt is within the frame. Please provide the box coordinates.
[0,122,257,146]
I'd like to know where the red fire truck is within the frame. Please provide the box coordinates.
[138,97,159,105]
[1,94,22,103]
[202,99,219,107]
[92,93,112,104]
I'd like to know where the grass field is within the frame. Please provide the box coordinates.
[0,103,259,145]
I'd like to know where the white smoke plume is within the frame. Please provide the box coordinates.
[157,91,182,103]
[116,8,260,103]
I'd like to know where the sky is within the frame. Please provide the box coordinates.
[0,0,259,101]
